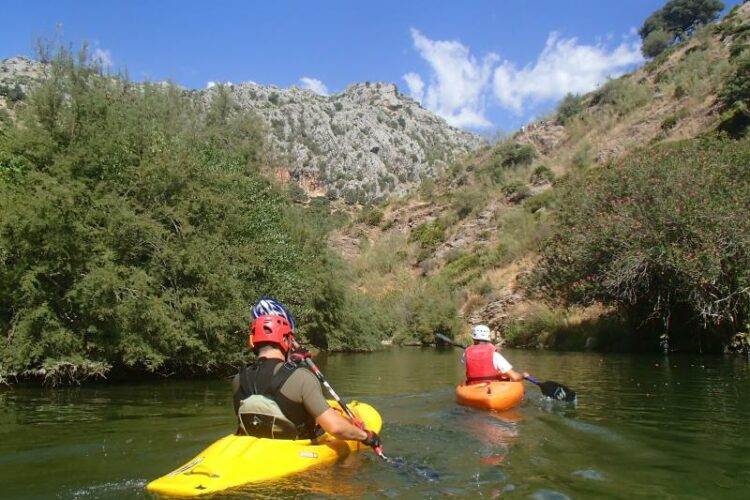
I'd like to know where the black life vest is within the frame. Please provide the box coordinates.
[234,358,318,440]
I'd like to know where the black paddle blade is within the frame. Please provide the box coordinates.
[538,381,576,402]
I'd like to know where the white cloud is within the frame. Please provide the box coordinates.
[91,47,113,68]
[299,77,329,96]
[404,28,497,129]
[403,72,424,103]
[492,32,643,114]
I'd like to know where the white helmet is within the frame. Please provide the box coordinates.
[472,324,491,341]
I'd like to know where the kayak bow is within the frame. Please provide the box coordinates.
[147,400,381,497]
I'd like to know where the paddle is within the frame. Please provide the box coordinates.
[290,341,386,460]
[434,333,577,403]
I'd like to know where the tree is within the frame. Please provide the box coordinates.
[661,0,724,38]
[639,0,724,58]
[0,46,345,383]
[641,29,675,59]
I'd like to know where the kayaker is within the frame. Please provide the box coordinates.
[232,297,381,450]
[461,324,529,385]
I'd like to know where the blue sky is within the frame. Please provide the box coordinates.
[1,1,741,134]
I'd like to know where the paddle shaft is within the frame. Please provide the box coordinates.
[291,341,386,459]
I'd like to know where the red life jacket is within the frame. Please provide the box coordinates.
[465,343,500,385]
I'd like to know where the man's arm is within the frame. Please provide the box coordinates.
[315,408,369,441]
[493,352,528,381]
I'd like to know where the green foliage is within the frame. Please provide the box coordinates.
[718,53,750,137]
[496,141,536,168]
[556,93,584,125]
[532,136,750,349]
[571,142,593,170]
[530,164,555,185]
[523,188,557,214]
[396,278,463,344]
[287,181,309,203]
[410,218,447,251]
[639,0,724,57]
[418,177,436,201]
[590,78,652,116]
[505,303,566,348]
[502,180,531,203]
[0,83,26,103]
[439,253,481,286]
[642,29,675,58]
[0,46,354,382]
[452,185,488,219]
[356,206,384,226]
[661,115,679,131]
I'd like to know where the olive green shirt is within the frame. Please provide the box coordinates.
[232,363,331,419]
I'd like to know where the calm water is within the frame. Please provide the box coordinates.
[1,347,748,499]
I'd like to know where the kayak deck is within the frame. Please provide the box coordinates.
[147,400,381,497]
[456,381,524,411]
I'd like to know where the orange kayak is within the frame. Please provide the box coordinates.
[455,381,524,411]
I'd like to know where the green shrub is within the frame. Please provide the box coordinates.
[523,189,557,213]
[0,83,26,103]
[718,53,750,137]
[533,135,750,350]
[452,186,488,218]
[571,142,593,170]
[502,180,531,203]
[287,181,309,203]
[556,93,584,125]
[496,142,536,168]
[396,278,463,344]
[530,164,555,185]
[0,45,359,382]
[661,115,678,131]
[410,219,446,250]
[505,304,566,348]
[440,253,481,286]
[357,206,384,226]
[590,77,651,116]
[642,29,674,58]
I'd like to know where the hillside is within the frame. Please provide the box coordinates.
[333,2,750,351]
[0,56,483,202]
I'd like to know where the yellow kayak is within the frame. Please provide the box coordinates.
[147,400,382,497]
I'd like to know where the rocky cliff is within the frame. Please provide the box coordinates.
[0,56,484,201]
[194,81,482,201]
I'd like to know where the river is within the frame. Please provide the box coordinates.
[1,347,748,499]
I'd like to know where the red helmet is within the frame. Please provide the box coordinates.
[249,314,294,353]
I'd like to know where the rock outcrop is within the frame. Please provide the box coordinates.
[194,81,483,201]
[0,55,483,201]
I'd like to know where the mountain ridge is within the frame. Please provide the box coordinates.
[0,55,483,202]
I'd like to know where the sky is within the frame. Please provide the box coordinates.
[1,1,742,134]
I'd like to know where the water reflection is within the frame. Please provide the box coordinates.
[0,348,748,499]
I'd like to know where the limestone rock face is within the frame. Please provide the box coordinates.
[0,56,483,201]
[0,56,43,93]
[193,81,483,201]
